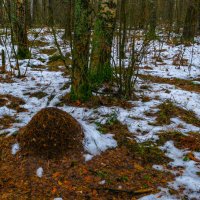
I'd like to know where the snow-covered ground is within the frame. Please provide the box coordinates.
[0,28,200,199]
[140,41,200,80]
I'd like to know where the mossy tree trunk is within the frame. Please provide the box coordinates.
[16,0,30,59]
[70,0,91,102]
[90,0,117,86]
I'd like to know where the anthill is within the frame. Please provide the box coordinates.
[18,107,83,159]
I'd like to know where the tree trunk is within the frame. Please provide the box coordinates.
[48,0,54,26]
[198,0,200,32]
[1,50,6,73]
[0,0,4,25]
[90,0,117,85]
[139,0,147,29]
[147,0,157,39]
[183,1,198,41]
[118,0,127,95]
[16,0,30,59]
[70,0,91,101]
[63,0,72,40]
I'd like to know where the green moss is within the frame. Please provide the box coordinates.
[17,47,31,59]
[70,83,92,102]
[116,175,129,182]
[95,170,108,179]
[156,100,174,125]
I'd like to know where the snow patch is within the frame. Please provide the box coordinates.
[84,154,93,162]
[81,121,117,157]
[160,141,200,199]
[11,143,20,155]
[36,167,43,178]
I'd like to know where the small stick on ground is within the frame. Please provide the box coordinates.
[91,187,154,195]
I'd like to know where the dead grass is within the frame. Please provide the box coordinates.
[141,96,151,102]
[29,40,49,47]
[0,115,16,130]
[158,131,184,146]
[30,91,48,99]
[59,94,133,109]
[139,74,200,93]
[0,74,14,83]
[30,65,47,70]
[47,55,72,72]
[47,60,65,71]
[40,48,57,55]
[158,131,200,152]
[97,120,171,165]
[153,100,200,127]
[0,94,27,112]
[178,133,200,152]
[24,91,48,99]
[141,66,154,70]
[172,56,188,66]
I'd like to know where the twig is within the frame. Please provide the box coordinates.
[90,186,154,195]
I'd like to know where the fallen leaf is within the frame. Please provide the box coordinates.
[134,163,144,171]
[53,172,61,179]
[52,187,57,194]
[84,176,93,183]
[58,181,62,186]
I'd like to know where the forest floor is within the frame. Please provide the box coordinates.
[0,28,200,200]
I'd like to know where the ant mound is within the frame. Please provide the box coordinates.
[18,107,83,158]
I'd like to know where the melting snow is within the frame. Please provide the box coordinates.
[11,143,20,155]
[161,141,200,199]
[36,167,44,178]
